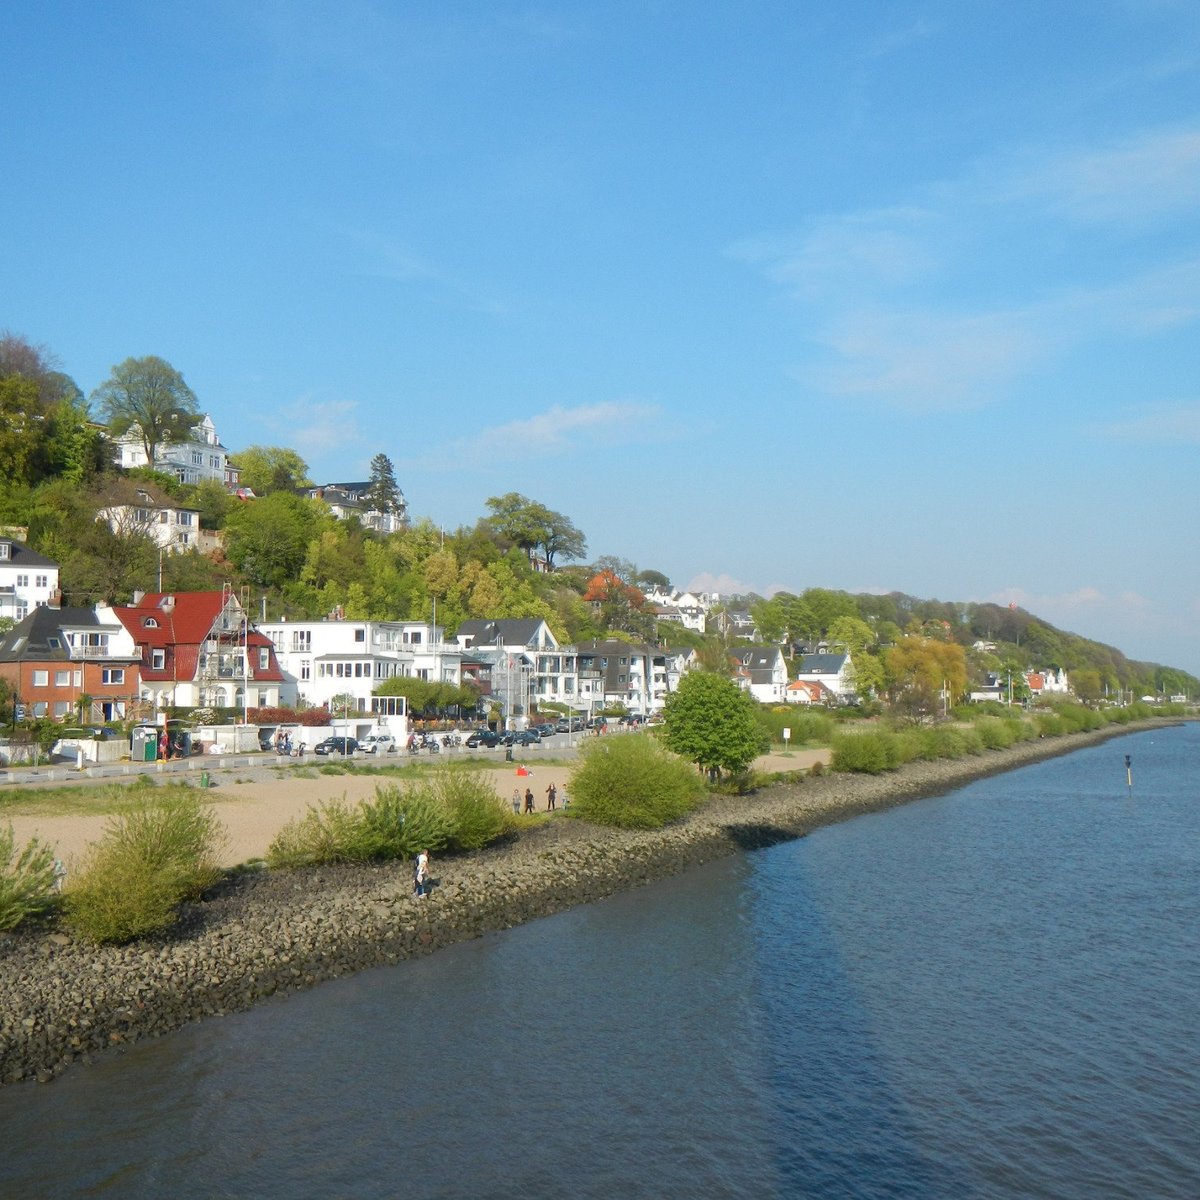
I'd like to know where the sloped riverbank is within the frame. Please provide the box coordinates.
[0,722,1168,1087]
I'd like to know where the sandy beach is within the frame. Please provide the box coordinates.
[3,749,829,868]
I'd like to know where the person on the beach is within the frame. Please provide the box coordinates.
[545,782,557,811]
[560,786,569,811]
[524,788,535,814]
[512,788,522,815]
[414,849,430,898]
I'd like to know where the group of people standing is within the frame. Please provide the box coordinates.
[511,782,567,814]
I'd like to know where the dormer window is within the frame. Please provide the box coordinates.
[0,541,9,561]
[144,617,158,628]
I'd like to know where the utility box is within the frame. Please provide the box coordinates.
[131,726,158,762]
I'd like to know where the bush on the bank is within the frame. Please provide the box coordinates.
[0,824,58,932]
[64,794,226,943]
[755,707,835,748]
[830,730,900,774]
[567,735,703,828]
[428,770,515,851]
[266,768,510,867]
[974,716,1023,749]
[358,786,454,859]
[916,725,984,760]
[266,800,364,867]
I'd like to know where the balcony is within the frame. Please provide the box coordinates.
[69,645,112,659]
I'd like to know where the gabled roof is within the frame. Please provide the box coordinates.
[0,606,123,662]
[0,537,58,570]
[787,679,834,702]
[797,653,849,674]
[454,618,552,649]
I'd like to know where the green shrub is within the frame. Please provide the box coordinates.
[0,824,58,932]
[266,800,365,867]
[568,735,703,828]
[429,769,515,852]
[64,794,226,943]
[830,731,899,774]
[357,785,454,860]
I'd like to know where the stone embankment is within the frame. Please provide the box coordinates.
[0,722,1165,1087]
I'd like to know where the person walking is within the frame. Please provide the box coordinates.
[512,787,522,815]
[414,849,430,899]
[523,788,535,814]
[545,782,557,811]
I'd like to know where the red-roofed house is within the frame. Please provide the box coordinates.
[785,679,836,705]
[112,589,289,713]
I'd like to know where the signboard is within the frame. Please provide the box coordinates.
[782,727,791,742]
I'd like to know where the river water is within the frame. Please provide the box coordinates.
[2,725,1198,1198]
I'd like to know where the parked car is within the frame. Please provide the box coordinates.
[466,730,502,749]
[534,723,556,739]
[360,733,398,755]
[314,736,359,756]
[502,729,541,747]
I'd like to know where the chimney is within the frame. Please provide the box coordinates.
[133,590,145,605]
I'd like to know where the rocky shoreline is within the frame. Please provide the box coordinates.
[0,721,1166,1088]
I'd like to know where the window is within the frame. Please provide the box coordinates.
[47,637,60,649]
[159,511,169,523]
[258,648,270,670]
[178,512,193,526]
[16,574,28,587]
[192,451,204,465]
[33,701,48,717]
[32,670,48,687]
[410,632,421,645]
[102,668,125,685]
[0,541,8,560]
[36,575,49,588]
[53,701,70,717]
[144,617,158,628]
[300,661,311,680]
[354,628,366,642]
[151,649,165,670]
[55,670,70,686]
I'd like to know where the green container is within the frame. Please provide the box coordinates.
[200,771,210,788]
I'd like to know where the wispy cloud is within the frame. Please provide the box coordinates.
[685,571,759,598]
[732,121,1200,413]
[998,127,1200,225]
[277,396,362,456]
[1090,400,1200,443]
[342,226,509,316]
[410,399,664,470]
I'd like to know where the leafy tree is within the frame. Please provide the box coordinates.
[0,376,42,486]
[230,445,312,495]
[827,615,885,698]
[364,452,402,515]
[484,492,547,560]
[884,635,968,723]
[661,671,769,777]
[637,569,672,591]
[224,492,323,588]
[539,509,586,568]
[92,356,201,464]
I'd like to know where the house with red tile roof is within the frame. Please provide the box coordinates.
[112,589,289,713]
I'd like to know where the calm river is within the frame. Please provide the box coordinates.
[2,725,1198,1198]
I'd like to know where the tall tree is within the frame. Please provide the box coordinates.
[92,356,201,465]
[365,452,401,515]
[230,445,312,495]
[661,671,769,778]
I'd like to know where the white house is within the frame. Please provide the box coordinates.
[0,535,60,623]
[734,646,789,703]
[96,484,201,554]
[794,652,857,702]
[260,618,459,719]
[113,413,234,489]
[574,638,669,717]
[305,482,408,535]
[452,618,576,714]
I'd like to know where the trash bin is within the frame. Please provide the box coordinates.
[505,748,514,762]
[200,771,210,788]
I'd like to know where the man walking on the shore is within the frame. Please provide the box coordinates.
[545,782,557,811]
[524,788,535,814]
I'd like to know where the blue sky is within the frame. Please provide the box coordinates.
[4,2,1200,674]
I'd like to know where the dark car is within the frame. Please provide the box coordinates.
[502,729,541,747]
[314,736,359,756]
[534,723,556,739]
[466,730,502,749]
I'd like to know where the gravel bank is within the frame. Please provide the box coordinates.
[0,722,1165,1088]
